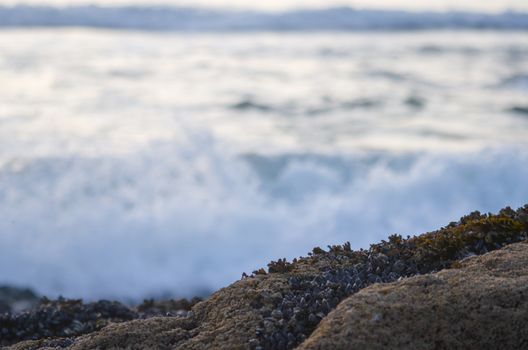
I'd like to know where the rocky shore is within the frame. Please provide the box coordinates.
[0,296,202,347]
[3,205,528,349]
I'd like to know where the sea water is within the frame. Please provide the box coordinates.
[0,28,527,301]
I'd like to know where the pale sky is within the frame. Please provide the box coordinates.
[1,0,528,13]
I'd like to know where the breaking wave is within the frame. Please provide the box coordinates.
[1,139,527,301]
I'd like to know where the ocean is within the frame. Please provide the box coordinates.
[0,10,527,301]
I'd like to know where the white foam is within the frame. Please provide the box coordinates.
[1,140,527,301]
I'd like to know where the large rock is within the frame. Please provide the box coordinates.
[7,206,528,349]
[299,242,528,350]
[9,276,293,350]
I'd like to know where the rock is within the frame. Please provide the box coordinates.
[405,96,426,108]
[0,300,11,314]
[1,298,137,347]
[508,106,528,116]
[5,205,528,349]
[0,286,39,314]
[0,297,201,347]
[299,242,528,350]
[10,277,283,350]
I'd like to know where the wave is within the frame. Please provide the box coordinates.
[499,74,528,90]
[0,6,527,31]
[1,140,527,301]
[228,97,384,116]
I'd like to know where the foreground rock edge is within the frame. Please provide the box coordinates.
[298,241,528,349]
[6,205,528,349]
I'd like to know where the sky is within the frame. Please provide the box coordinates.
[1,0,528,12]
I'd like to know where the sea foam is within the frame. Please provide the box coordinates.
[1,140,527,301]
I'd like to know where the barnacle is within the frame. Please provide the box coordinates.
[252,268,267,276]
[252,205,528,349]
[268,258,294,273]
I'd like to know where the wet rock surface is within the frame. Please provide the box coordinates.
[299,241,528,349]
[5,205,528,349]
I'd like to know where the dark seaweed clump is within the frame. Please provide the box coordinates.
[249,205,528,350]
[0,297,201,346]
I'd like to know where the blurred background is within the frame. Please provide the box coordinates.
[0,0,527,302]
